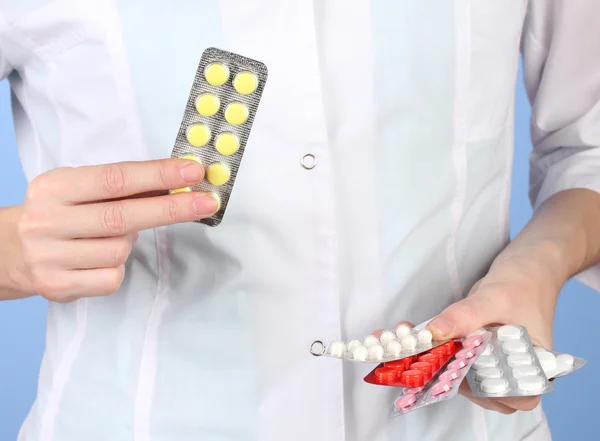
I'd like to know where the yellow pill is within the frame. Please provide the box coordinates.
[206,162,231,186]
[215,132,240,156]
[209,192,221,211]
[204,63,229,86]
[186,124,211,147]
[196,93,220,117]
[170,187,191,194]
[181,154,202,164]
[233,71,258,95]
[224,102,249,126]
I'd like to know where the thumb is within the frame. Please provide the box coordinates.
[427,294,496,340]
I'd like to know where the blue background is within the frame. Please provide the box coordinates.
[0,65,599,440]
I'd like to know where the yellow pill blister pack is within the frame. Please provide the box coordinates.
[170,47,268,226]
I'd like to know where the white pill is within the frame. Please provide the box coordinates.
[497,325,523,341]
[517,375,545,392]
[353,345,368,361]
[507,353,533,367]
[467,328,487,337]
[380,330,397,345]
[480,378,509,394]
[482,344,494,356]
[401,334,418,351]
[386,340,403,357]
[368,344,385,361]
[417,329,433,345]
[395,324,412,339]
[329,341,347,357]
[534,346,547,355]
[502,340,528,355]
[556,353,574,367]
[476,367,504,381]
[364,335,380,348]
[512,365,540,379]
[347,339,362,353]
[473,355,498,370]
[537,351,557,372]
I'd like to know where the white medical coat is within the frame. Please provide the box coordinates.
[1,1,600,440]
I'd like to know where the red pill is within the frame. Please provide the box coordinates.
[431,347,448,361]
[383,360,407,373]
[418,353,441,371]
[401,369,425,387]
[410,362,433,381]
[374,367,398,384]
[402,357,414,370]
[442,340,456,355]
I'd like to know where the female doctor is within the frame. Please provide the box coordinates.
[1,1,600,441]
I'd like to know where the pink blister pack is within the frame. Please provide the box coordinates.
[391,332,492,417]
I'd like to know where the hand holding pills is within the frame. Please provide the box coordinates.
[16,159,217,302]
[425,256,561,415]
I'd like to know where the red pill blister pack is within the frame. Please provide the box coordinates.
[364,340,460,388]
[390,332,492,417]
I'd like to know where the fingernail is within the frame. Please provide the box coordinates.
[428,317,454,338]
[192,193,220,216]
[180,163,204,183]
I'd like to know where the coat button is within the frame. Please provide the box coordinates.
[301,153,316,170]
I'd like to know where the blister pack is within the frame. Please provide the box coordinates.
[170,47,268,226]
[364,340,459,387]
[466,325,553,398]
[309,323,448,363]
[391,332,492,416]
[533,346,587,379]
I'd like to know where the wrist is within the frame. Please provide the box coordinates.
[491,239,567,297]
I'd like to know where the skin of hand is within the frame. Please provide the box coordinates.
[428,259,557,414]
[0,158,217,302]
[426,188,600,414]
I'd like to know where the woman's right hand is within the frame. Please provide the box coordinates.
[16,158,217,302]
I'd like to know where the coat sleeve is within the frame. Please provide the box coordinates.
[522,0,600,292]
[0,8,12,80]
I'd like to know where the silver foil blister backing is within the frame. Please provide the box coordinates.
[170,47,268,226]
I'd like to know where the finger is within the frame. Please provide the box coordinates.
[54,192,219,238]
[426,292,499,340]
[49,159,205,203]
[495,395,541,412]
[38,266,125,302]
[38,236,135,270]
[466,395,517,414]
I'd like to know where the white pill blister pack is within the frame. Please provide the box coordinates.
[310,323,448,363]
[391,332,492,417]
[533,347,587,379]
[466,325,553,398]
